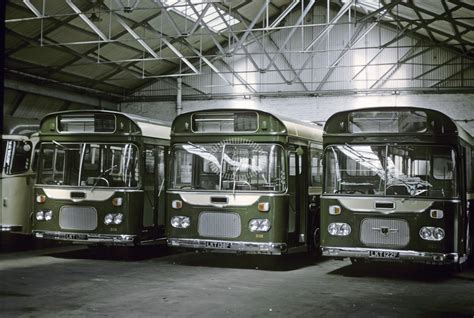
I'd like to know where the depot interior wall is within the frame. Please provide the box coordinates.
[120,93,474,135]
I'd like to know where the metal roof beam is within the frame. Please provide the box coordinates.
[430,63,474,88]
[304,0,352,52]
[264,0,316,71]
[370,41,422,89]
[315,21,376,91]
[5,78,118,108]
[9,91,27,116]
[230,0,270,54]
[66,0,108,42]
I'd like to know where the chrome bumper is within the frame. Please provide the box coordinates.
[33,231,137,246]
[322,246,460,264]
[168,238,287,255]
[1,225,22,232]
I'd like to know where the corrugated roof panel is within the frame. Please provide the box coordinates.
[11,46,74,67]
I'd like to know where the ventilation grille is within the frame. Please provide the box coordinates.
[360,218,409,248]
[198,212,241,238]
[59,206,97,231]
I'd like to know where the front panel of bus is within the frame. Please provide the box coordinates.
[31,112,167,246]
[320,109,469,264]
[167,111,299,255]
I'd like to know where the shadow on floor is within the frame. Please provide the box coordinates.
[164,251,327,271]
[45,244,177,261]
[327,259,474,282]
[1,233,65,253]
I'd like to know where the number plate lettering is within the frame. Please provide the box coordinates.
[205,241,231,249]
[368,250,400,259]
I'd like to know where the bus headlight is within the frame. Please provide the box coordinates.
[104,214,114,225]
[419,226,445,241]
[35,211,44,221]
[44,210,53,221]
[419,227,431,239]
[171,216,190,229]
[328,223,351,236]
[249,219,271,232]
[113,213,123,225]
[433,228,445,240]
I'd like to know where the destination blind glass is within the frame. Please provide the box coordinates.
[58,114,115,133]
[348,111,427,133]
[192,112,258,132]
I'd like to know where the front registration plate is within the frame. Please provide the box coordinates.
[205,241,231,249]
[368,250,400,259]
[64,233,88,240]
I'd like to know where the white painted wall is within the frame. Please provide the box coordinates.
[120,93,474,135]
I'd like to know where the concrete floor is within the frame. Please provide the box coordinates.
[1,244,474,318]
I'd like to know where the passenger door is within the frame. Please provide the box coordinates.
[287,144,308,246]
[143,145,165,230]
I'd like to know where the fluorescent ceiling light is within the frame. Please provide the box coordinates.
[163,0,240,32]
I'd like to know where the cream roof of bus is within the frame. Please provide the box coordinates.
[41,110,170,140]
[178,108,323,142]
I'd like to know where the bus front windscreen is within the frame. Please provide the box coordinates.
[171,143,286,192]
[37,142,139,188]
[324,144,457,198]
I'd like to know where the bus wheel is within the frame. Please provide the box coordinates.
[308,208,321,258]
[467,218,473,267]
[309,227,321,258]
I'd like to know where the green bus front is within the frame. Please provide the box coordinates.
[32,112,168,246]
[167,110,322,255]
[321,108,473,265]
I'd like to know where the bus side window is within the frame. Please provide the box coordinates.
[7,140,32,175]
[145,148,155,174]
[471,149,474,191]
[289,153,296,176]
[157,146,165,191]
[310,146,322,187]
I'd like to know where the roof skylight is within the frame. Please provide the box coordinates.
[163,0,240,32]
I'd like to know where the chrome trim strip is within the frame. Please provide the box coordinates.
[321,194,461,207]
[168,238,287,255]
[321,246,460,264]
[33,231,137,246]
[167,191,288,198]
[1,225,23,232]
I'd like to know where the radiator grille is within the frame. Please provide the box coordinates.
[198,212,241,238]
[59,206,97,231]
[360,218,409,248]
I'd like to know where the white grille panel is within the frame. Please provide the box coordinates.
[360,218,409,248]
[198,212,241,238]
[59,206,97,231]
